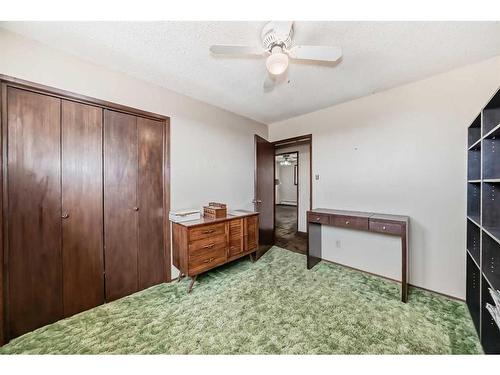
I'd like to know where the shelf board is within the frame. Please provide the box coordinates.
[468,180,481,183]
[483,226,500,246]
[484,179,500,183]
[467,216,481,228]
[482,272,498,292]
[468,139,481,150]
[467,248,481,269]
[483,122,500,140]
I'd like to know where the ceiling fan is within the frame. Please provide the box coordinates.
[209,21,342,92]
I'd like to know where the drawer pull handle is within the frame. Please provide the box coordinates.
[316,217,321,221]
[202,229,215,234]
[203,257,215,264]
[203,243,215,249]
[382,226,386,230]
[345,221,350,225]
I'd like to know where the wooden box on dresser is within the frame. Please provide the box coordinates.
[172,211,259,292]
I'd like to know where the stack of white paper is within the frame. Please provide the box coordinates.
[486,288,500,330]
[169,209,201,223]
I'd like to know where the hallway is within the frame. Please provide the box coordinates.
[275,205,307,255]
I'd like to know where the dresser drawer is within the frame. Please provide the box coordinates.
[189,247,226,274]
[369,220,402,235]
[189,223,225,242]
[189,234,227,257]
[331,215,368,230]
[307,212,330,225]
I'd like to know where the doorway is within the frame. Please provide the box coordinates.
[254,134,312,258]
[274,135,312,255]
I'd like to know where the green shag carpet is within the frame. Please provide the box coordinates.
[0,247,482,354]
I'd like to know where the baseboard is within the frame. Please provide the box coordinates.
[277,203,297,206]
[319,258,464,302]
[408,283,464,302]
[297,231,308,237]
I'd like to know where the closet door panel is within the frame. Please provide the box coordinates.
[104,110,138,301]
[137,117,165,289]
[61,100,104,316]
[7,88,62,338]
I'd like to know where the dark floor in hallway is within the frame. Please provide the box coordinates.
[275,204,307,254]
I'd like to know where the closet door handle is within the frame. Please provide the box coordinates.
[61,213,69,219]
[132,206,139,211]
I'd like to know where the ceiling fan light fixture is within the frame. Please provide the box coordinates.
[266,46,289,76]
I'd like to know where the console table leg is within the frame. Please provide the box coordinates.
[187,275,197,293]
[401,225,408,303]
[307,223,322,269]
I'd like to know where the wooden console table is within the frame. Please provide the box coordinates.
[307,208,409,302]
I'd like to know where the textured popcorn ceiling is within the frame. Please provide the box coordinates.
[2,21,500,123]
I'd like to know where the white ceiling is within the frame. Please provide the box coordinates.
[2,21,500,124]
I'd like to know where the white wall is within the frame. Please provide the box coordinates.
[276,160,298,205]
[275,144,311,232]
[0,29,267,278]
[269,56,500,299]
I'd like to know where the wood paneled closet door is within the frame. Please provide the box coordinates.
[61,100,104,316]
[137,117,165,289]
[6,88,63,338]
[104,110,139,301]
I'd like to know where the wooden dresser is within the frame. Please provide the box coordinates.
[172,210,259,292]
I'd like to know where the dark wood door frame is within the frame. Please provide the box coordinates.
[273,134,313,236]
[254,135,275,259]
[275,151,299,233]
[0,75,171,345]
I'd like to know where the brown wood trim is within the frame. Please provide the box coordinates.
[272,134,312,147]
[320,258,402,284]
[163,118,171,282]
[408,283,464,302]
[306,135,313,213]
[272,134,313,234]
[0,82,5,346]
[0,75,169,122]
[275,140,311,150]
[320,257,464,302]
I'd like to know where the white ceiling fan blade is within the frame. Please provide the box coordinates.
[287,45,342,62]
[209,45,265,56]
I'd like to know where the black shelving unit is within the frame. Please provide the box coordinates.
[466,87,500,354]
[467,219,480,264]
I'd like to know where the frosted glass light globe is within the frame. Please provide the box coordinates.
[266,48,289,76]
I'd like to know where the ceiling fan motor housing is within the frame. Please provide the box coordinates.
[261,21,293,51]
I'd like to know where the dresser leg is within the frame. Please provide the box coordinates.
[249,252,256,263]
[187,275,197,293]
[177,273,185,283]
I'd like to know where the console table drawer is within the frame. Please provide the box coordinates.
[308,212,330,225]
[331,215,369,230]
[369,220,402,235]
[189,223,225,242]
